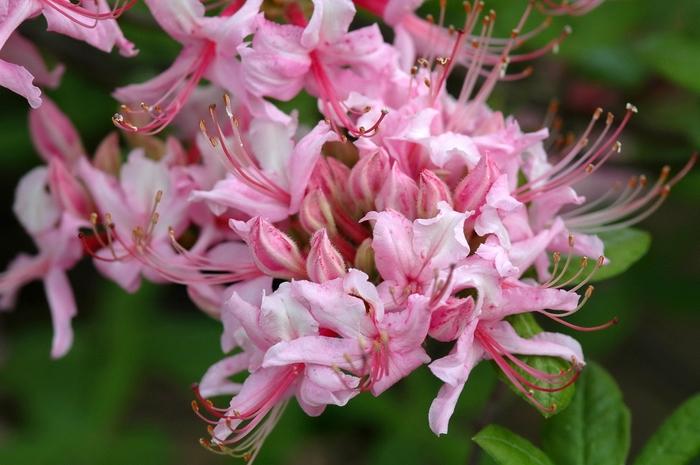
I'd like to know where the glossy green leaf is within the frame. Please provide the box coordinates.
[542,362,631,465]
[473,425,555,465]
[504,314,576,417]
[634,394,700,465]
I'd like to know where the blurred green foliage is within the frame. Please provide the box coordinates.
[1,1,699,464]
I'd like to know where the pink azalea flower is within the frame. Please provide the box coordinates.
[193,278,362,461]
[77,148,192,292]
[242,0,396,136]
[0,167,84,358]
[112,0,287,134]
[0,0,135,107]
[362,202,471,307]
[192,115,338,222]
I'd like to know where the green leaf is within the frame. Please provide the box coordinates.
[473,425,555,465]
[553,228,651,285]
[640,35,700,94]
[542,362,631,465]
[503,314,576,417]
[634,394,700,465]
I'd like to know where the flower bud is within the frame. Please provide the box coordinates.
[299,189,336,236]
[429,296,475,342]
[417,170,452,219]
[29,97,85,164]
[309,156,352,206]
[306,229,346,283]
[48,158,93,218]
[230,217,306,279]
[348,151,390,211]
[353,238,376,277]
[93,132,122,175]
[453,155,496,230]
[375,163,419,218]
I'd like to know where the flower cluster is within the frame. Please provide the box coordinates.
[0,0,695,462]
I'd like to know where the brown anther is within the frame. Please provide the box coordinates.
[424,78,432,87]
[625,103,638,113]
[579,256,589,268]
[660,185,671,197]
[568,234,575,248]
[628,177,638,188]
[585,285,595,298]
[585,163,595,173]
[90,212,99,225]
[606,112,615,125]
[410,65,418,75]
[593,107,603,119]
[638,175,648,187]
[596,256,605,267]
[155,190,163,203]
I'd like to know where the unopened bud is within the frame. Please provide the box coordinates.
[375,164,419,219]
[309,157,352,206]
[29,97,85,164]
[417,170,453,219]
[306,230,346,283]
[454,155,495,217]
[299,189,336,236]
[230,217,306,279]
[354,238,376,276]
[348,151,390,211]
[93,132,122,175]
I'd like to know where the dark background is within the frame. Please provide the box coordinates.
[1,1,698,464]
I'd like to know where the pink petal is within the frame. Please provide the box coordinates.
[413,202,471,276]
[263,336,362,369]
[199,353,251,398]
[362,209,418,285]
[43,268,77,359]
[485,321,584,365]
[301,0,355,48]
[0,58,41,108]
[13,166,60,235]
[291,278,373,339]
[1,32,63,88]
[288,121,338,212]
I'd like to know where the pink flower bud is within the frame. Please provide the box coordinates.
[47,159,93,218]
[29,97,84,164]
[429,296,475,342]
[417,170,452,219]
[93,132,122,175]
[306,229,346,283]
[348,151,390,211]
[376,163,419,218]
[230,217,306,279]
[309,156,352,206]
[299,189,337,236]
[453,155,497,231]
